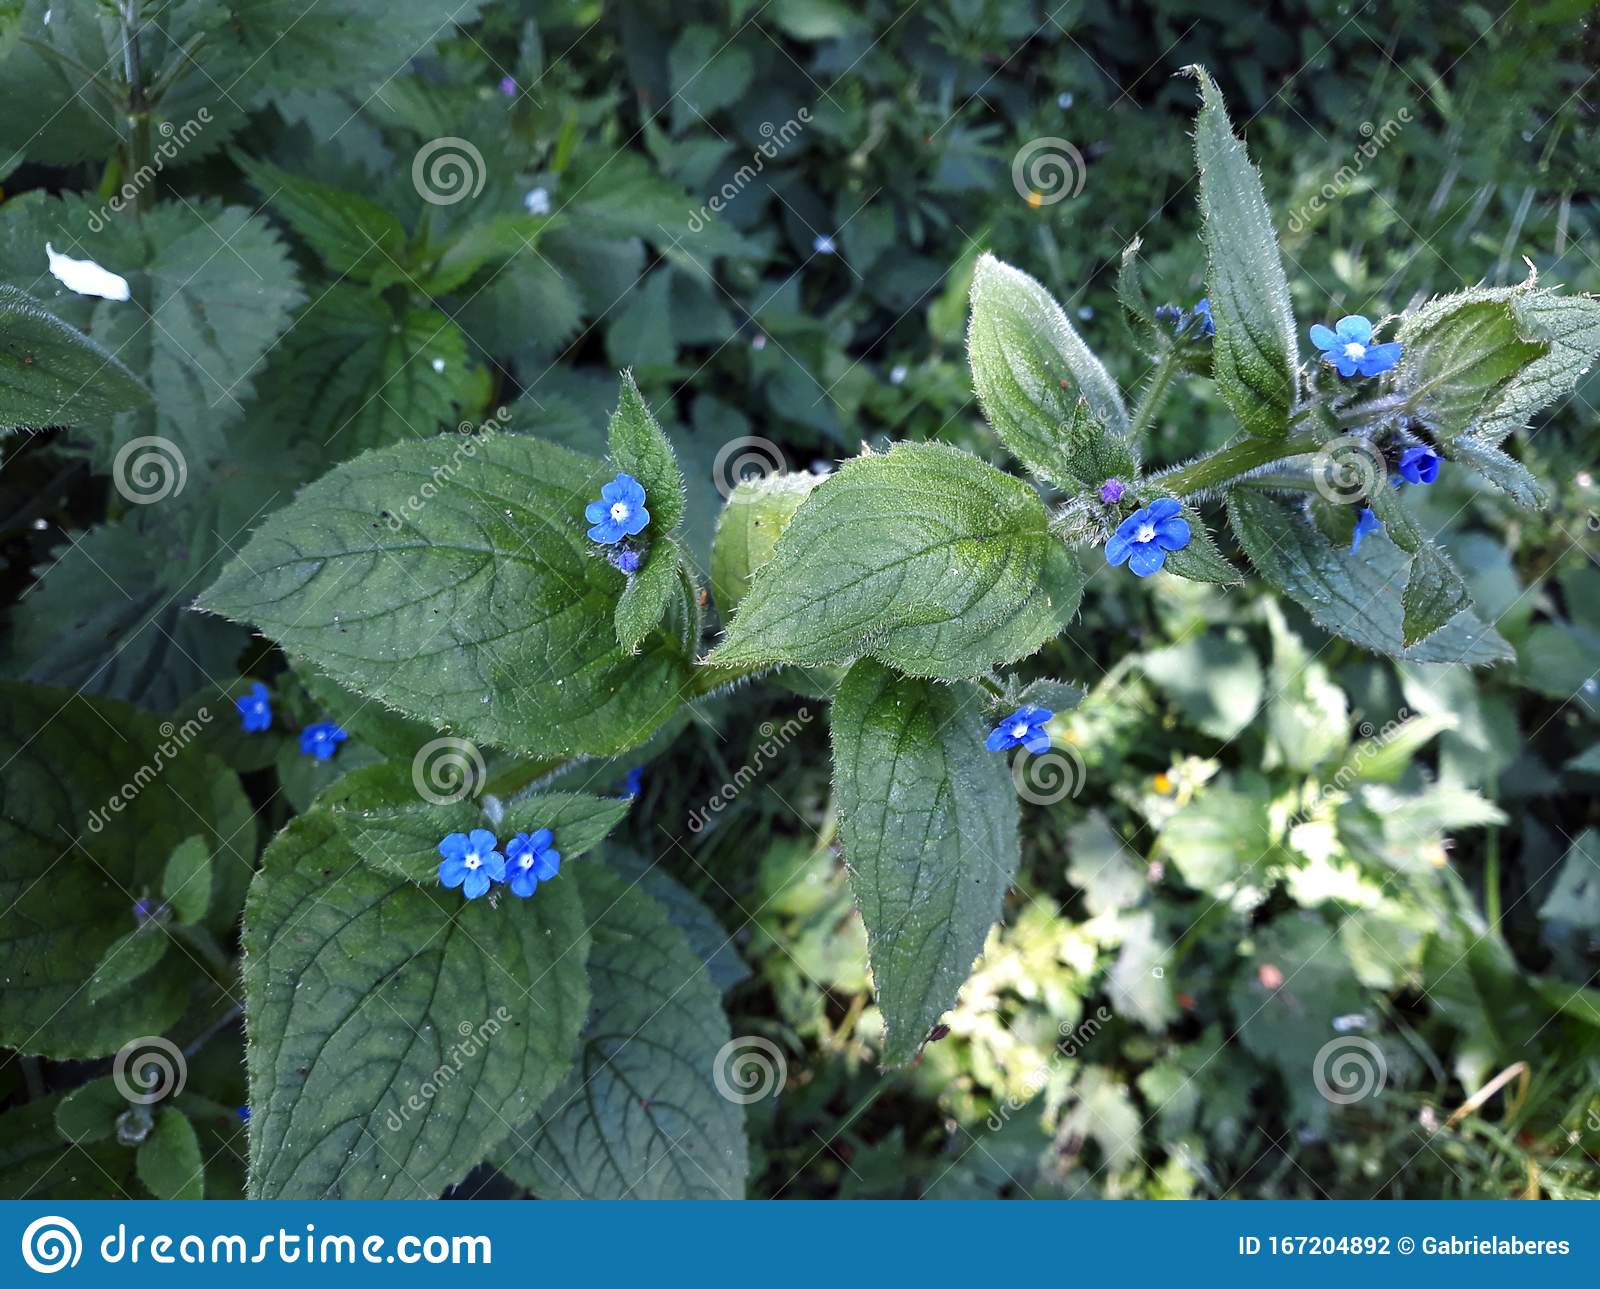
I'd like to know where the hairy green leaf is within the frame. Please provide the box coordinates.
[608,372,686,535]
[709,473,821,616]
[831,659,1020,1065]
[1188,66,1298,438]
[0,285,149,429]
[198,435,694,759]
[137,1108,204,1200]
[615,538,682,652]
[243,813,589,1198]
[1402,542,1472,648]
[710,442,1084,680]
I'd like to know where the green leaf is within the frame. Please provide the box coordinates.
[0,1096,137,1199]
[54,1077,130,1145]
[423,213,556,295]
[1226,490,1511,664]
[243,814,590,1198]
[709,473,821,616]
[1141,631,1262,740]
[615,538,682,652]
[1158,504,1243,585]
[710,442,1084,680]
[1397,278,1600,447]
[1116,236,1157,334]
[1537,829,1600,932]
[605,851,750,993]
[499,863,747,1199]
[0,285,149,429]
[608,372,686,535]
[831,659,1020,1065]
[86,927,170,1002]
[137,1108,204,1200]
[1187,66,1298,438]
[1445,438,1548,509]
[326,766,628,886]
[235,153,406,278]
[0,683,253,1058]
[1402,542,1473,648]
[161,835,213,925]
[198,435,694,759]
[967,253,1130,484]
[1162,780,1279,894]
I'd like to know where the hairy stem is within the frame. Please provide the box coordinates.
[1126,348,1179,440]
[1157,429,1326,497]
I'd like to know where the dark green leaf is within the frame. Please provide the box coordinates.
[605,851,750,993]
[161,835,212,925]
[235,153,406,278]
[0,285,149,429]
[1402,542,1473,648]
[1445,438,1548,509]
[54,1078,129,1145]
[1158,504,1243,584]
[137,1108,203,1200]
[831,659,1020,1065]
[608,372,686,535]
[615,538,682,653]
[0,1096,136,1199]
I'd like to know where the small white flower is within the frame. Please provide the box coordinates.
[523,187,551,215]
[751,333,767,350]
[45,243,130,301]
[431,357,446,373]
[812,234,836,255]
[889,364,908,385]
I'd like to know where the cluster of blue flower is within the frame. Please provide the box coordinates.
[233,681,348,760]
[438,827,562,901]
[586,472,650,574]
[1154,297,1214,338]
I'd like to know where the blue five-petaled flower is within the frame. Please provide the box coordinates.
[299,721,347,760]
[586,473,650,545]
[1397,445,1440,486]
[1310,315,1401,378]
[438,829,506,900]
[504,828,561,899]
[986,707,1055,754]
[1351,506,1382,553]
[235,682,272,733]
[1106,497,1190,577]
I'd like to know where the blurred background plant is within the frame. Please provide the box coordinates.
[1,0,1596,1199]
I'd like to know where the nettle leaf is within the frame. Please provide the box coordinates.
[967,253,1131,485]
[243,813,589,1199]
[137,1108,204,1200]
[423,213,556,296]
[710,442,1085,680]
[1227,490,1510,664]
[710,473,823,616]
[1398,278,1600,448]
[198,435,694,759]
[831,659,1020,1065]
[615,538,683,653]
[608,373,686,535]
[1402,542,1472,649]
[0,684,253,1058]
[1188,66,1299,438]
[326,765,628,885]
[499,863,747,1199]
[0,285,149,429]
[235,153,406,278]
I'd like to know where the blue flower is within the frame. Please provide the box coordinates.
[813,234,836,255]
[1397,445,1440,486]
[235,682,271,733]
[622,766,644,799]
[504,828,560,899]
[1154,300,1212,338]
[438,829,506,900]
[1309,315,1401,378]
[299,721,347,760]
[1099,477,1126,504]
[585,473,649,545]
[986,706,1055,754]
[1192,297,1214,337]
[609,547,642,575]
[1105,497,1190,577]
[1351,506,1382,553]
[236,1106,251,1122]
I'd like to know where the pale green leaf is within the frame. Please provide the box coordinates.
[161,834,213,925]
[709,472,821,616]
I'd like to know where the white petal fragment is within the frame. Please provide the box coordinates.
[45,242,131,301]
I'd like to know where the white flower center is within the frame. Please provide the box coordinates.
[518,853,533,869]
[1135,523,1156,543]
[1010,722,1029,739]
[609,501,630,522]
[1343,341,1366,359]
[464,853,481,870]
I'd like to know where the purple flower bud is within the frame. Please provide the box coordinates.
[1099,478,1125,504]
[498,76,517,97]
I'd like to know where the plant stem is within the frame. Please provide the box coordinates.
[1126,349,1179,441]
[118,0,151,215]
[1157,428,1325,497]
